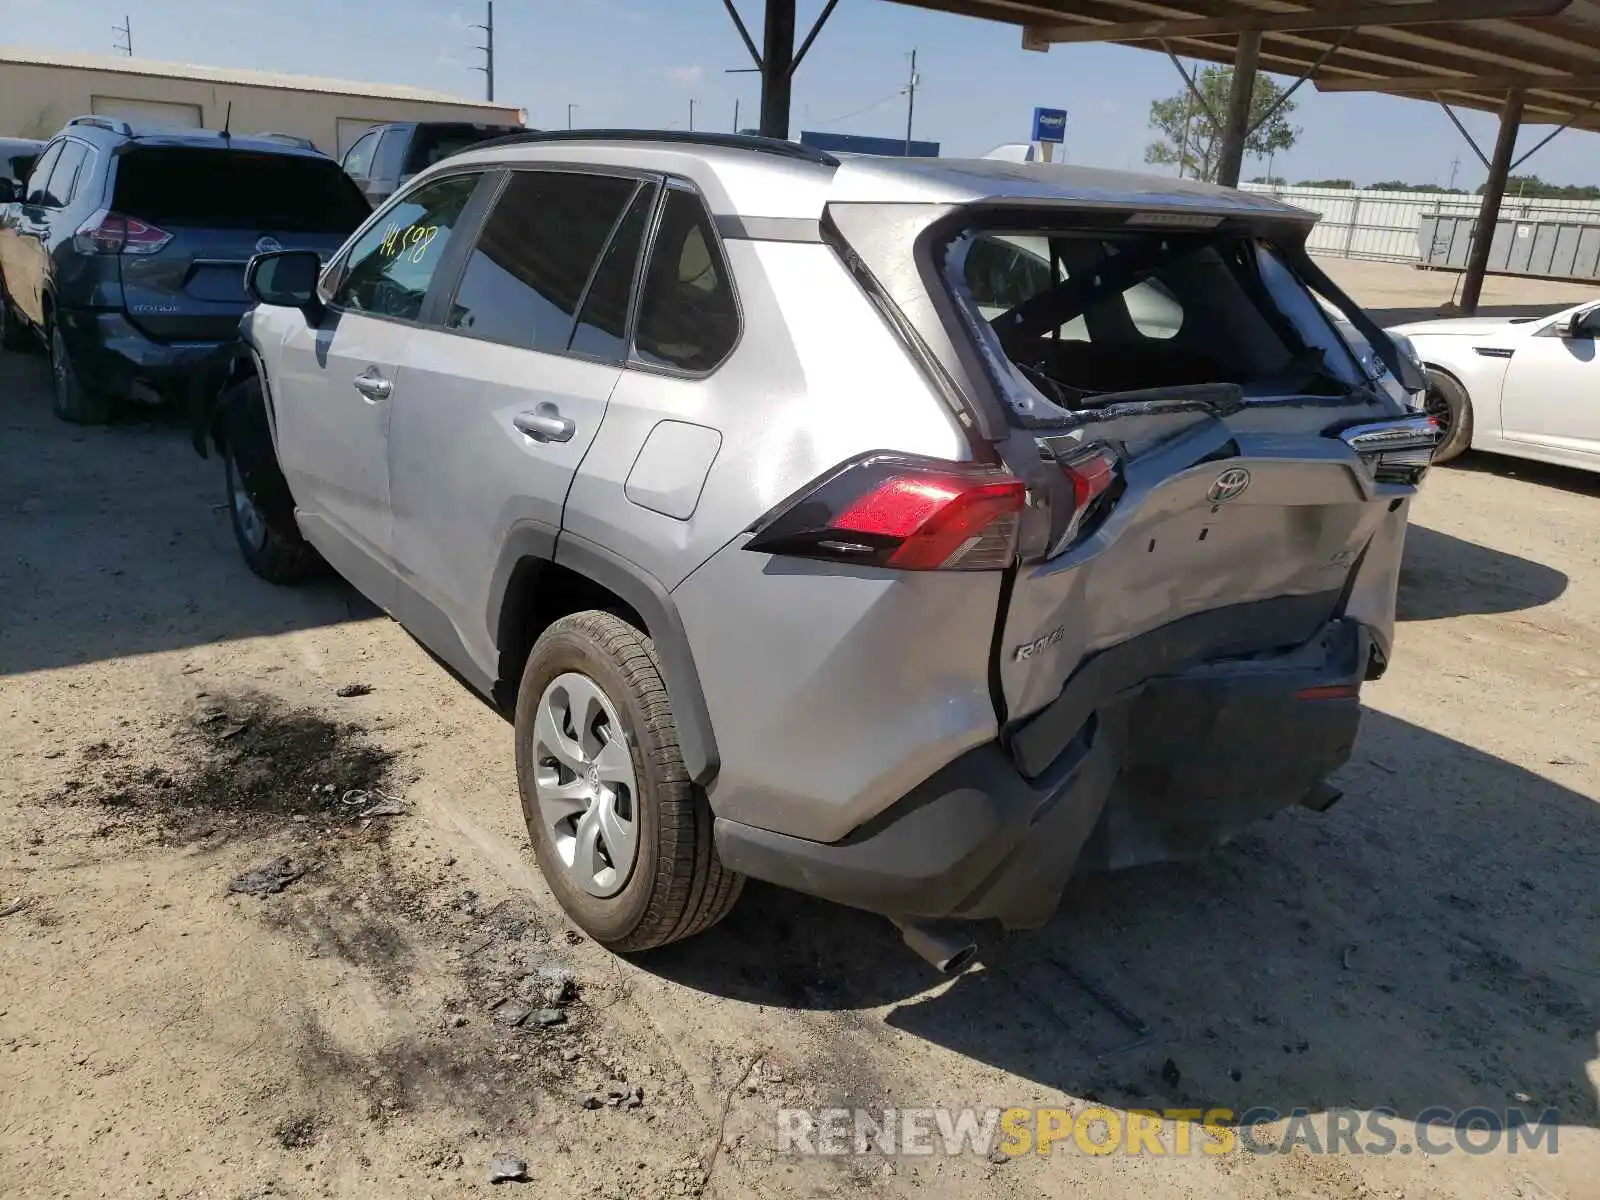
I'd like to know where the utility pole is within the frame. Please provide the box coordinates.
[113,14,133,56]
[733,98,740,133]
[1447,154,1462,193]
[689,98,697,132]
[567,103,577,130]
[903,48,918,156]
[473,1,495,103]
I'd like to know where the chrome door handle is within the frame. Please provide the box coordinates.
[513,404,575,443]
[352,368,392,401]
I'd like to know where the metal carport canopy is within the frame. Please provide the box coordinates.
[847,0,1600,312]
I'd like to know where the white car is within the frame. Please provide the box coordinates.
[1390,300,1600,471]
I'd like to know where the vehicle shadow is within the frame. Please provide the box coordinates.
[1397,523,1568,621]
[642,708,1599,1129]
[0,355,374,678]
[1445,450,1600,499]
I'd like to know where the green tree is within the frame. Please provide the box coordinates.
[1145,65,1299,183]
[1478,174,1600,200]
[1297,178,1354,189]
[1366,180,1464,193]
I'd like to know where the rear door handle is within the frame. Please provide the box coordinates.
[513,403,575,444]
[352,367,392,402]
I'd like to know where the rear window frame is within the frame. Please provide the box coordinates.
[936,211,1371,424]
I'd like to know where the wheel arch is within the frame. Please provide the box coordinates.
[488,530,720,788]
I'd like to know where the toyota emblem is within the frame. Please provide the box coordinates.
[255,236,283,254]
[1207,467,1251,503]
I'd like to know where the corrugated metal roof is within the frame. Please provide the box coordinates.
[885,0,1600,130]
[0,44,512,111]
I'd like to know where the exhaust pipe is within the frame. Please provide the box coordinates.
[895,919,978,975]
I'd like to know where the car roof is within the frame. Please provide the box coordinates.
[441,131,1317,225]
[57,121,331,159]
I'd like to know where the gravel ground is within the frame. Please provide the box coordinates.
[1,317,1596,1199]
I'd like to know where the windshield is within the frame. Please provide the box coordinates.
[952,227,1366,415]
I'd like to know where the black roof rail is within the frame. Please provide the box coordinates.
[463,128,839,167]
[67,114,135,137]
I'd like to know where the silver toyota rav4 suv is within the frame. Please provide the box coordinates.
[216,131,1434,969]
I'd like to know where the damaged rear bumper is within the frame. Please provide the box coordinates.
[713,610,1367,928]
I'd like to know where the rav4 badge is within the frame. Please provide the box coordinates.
[1014,627,1065,661]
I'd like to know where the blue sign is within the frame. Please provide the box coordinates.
[1032,107,1067,144]
[798,131,940,158]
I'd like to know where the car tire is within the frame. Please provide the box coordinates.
[0,285,30,352]
[515,610,743,952]
[49,324,112,424]
[1425,368,1473,463]
[221,379,323,584]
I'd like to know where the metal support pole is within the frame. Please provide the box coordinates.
[904,48,918,156]
[1460,88,1525,314]
[759,0,796,140]
[1215,30,1261,187]
[474,1,495,102]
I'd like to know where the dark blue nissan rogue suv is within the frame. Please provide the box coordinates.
[0,116,370,423]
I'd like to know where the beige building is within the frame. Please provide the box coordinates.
[0,45,524,159]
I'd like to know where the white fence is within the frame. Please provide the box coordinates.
[1237,183,1600,264]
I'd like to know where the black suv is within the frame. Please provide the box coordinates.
[0,137,42,189]
[0,116,370,423]
[340,121,523,205]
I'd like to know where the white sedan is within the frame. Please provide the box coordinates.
[1390,300,1600,471]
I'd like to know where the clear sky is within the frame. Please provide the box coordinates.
[4,0,1597,188]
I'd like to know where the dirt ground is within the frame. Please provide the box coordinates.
[2,281,1597,1198]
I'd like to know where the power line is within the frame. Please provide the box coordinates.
[817,88,903,126]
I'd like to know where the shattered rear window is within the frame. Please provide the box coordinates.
[949,227,1365,419]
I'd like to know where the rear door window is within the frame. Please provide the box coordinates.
[444,169,638,353]
[372,130,408,182]
[633,187,738,373]
[342,131,379,179]
[569,184,654,361]
[23,141,62,206]
[112,148,371,232]
[42,140,90,207]
[332,173,478,321]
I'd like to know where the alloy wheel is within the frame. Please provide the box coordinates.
[230,458,269,552]
[1423,383,1453,439]
[532,672,639,898]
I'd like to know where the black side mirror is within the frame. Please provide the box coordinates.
[0,178,15,205]
[10,155,36,185]
[1564,308,1600,339]
[246,250,325,322]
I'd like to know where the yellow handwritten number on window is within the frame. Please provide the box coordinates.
[379,222,439,265]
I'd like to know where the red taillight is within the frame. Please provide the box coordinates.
[73,210,172,256]
[1052,444,1121,553]
[746,455,1026,571]
[1296,684,1360,701]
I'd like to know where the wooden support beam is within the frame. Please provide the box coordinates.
[1023,0,1571,49]
[1318,70,1600,93]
